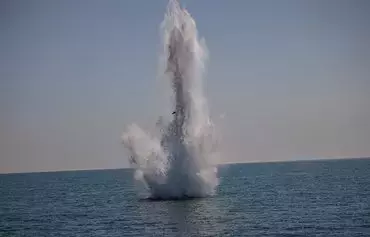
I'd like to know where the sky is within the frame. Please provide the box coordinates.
[1,0,369,173]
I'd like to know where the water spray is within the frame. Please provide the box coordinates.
[122,0,219,200]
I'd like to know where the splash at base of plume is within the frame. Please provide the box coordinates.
[122,0,219,200]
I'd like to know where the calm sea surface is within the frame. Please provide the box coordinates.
[1,158,370,237]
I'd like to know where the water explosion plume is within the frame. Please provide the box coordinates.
[122,0,219,200]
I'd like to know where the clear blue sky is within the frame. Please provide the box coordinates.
[1,0,369,173]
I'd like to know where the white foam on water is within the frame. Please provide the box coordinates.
[122,0,220,200]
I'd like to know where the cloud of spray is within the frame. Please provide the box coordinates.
[122,0,220,200]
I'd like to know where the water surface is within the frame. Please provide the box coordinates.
[1,158,369,236]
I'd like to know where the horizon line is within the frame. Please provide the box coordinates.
[1,156,369,175]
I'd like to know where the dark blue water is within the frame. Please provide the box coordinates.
[1,158,370,236]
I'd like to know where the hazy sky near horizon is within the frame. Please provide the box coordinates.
[1,0,370,173]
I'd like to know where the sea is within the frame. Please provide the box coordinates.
[1,158,369,237]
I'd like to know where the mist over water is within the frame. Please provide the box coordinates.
[122,0,220,200]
